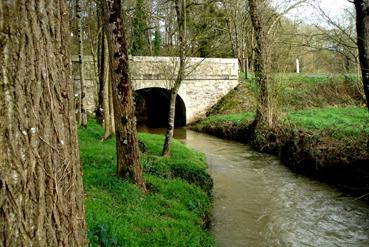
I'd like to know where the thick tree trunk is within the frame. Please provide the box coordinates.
[0,1,87,246]
[354,0,369,111]
[249,0,274,128]
[102,0,146,191]
[76,0,87,127]
[162,0,186,157]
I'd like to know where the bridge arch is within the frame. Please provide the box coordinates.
[135,87,186,128]
[72,56,239,124]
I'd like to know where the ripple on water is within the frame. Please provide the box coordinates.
[183,130,369,247]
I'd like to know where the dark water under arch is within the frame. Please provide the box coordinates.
[135,88,186,128]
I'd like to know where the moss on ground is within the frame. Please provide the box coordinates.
[79,120,214,247]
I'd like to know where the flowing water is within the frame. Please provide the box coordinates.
[140,128,369,246]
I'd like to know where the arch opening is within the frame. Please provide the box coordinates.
[135,88,186,128]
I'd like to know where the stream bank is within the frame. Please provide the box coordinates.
[183,130,369,247]
[191,116,369,198]
[198,74,369,196]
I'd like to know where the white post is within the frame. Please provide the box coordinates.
[296,58,300,74]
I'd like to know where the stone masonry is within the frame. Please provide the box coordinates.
[72,56,239,124]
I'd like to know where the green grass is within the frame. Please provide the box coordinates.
[272,73,331,84]
[199,112,255,125]
[197,106,369,141]
[79,120,214,247]
[212,73,364,116]
[284,107,369,139]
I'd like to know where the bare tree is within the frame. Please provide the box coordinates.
[102,0,147,191]
[162,0,186,157]
[221,0,253,72]
[0,1,87,245]
[353,0,369,111]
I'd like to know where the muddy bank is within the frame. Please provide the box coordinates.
[191,122,369,197]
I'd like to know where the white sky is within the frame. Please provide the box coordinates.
[319,0,352,15]
[274,0,353,25]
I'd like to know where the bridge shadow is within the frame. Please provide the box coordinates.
[135,88,186,128]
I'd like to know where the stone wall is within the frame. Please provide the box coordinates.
[130,56,239,123]
[72,55,97,114]
[72,56,239,123]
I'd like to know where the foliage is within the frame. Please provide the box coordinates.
[153,29,161,56]
[79,120,214,246]
[130,0,148,56]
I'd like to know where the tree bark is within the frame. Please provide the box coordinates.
[101,35,114,141]
[0,1,87,246]
[96,26,105,125]
[249,0,274,128]
[354,0,369,111]
[76,0,87,127]
[162,0,186,157]
[146,0,153,55]
[102,0,146,191]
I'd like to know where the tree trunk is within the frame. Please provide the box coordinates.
[0,1,87,246]
[162,0,186,157]
[354,0,369,111]
[109,76,115,135]
[146,0,153,55]
[76,0,87,127]
[249,0,274,128]
[96,28,105,125]
[245,57,250,80]
[101,35,114,141]
[102,0,146,191]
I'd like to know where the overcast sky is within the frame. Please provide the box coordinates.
[315,0,352,17]
[274,0,353,24]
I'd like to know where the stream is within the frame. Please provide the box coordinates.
[140,128,369,246]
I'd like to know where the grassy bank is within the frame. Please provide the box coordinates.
[79,121,214,246]
[192,106,369,193]
[208,73,365,115]
[284,107,369,140]
[193,72,369,194]
[201,107,369,139]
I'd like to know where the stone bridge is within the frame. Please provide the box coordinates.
[73,56,239,125]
